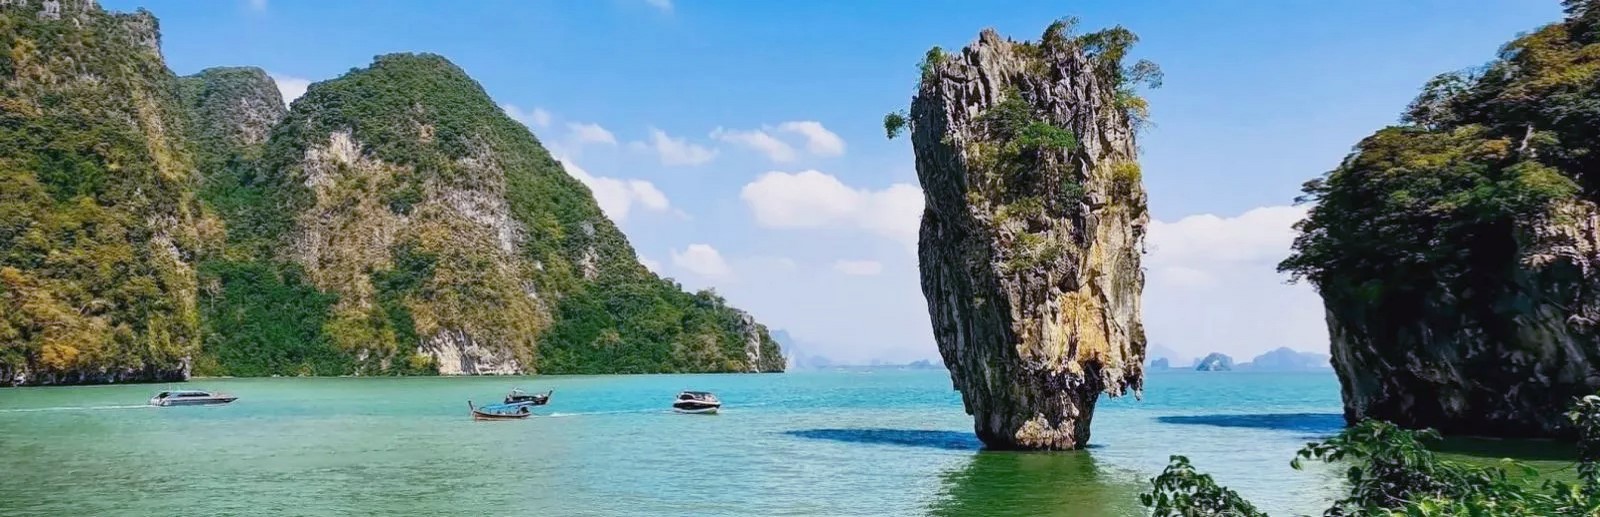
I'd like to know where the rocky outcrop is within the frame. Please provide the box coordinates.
[734,312,786,373]
[253,53,782,375]
[1284,5,1600,438]
[272,64,545,374]
[2,5,784,383]
[181,67,286,156]
[907,24,1151,450]
[0,0,201,386]
[1193,353,1233,372]
[1323,200,1600,437]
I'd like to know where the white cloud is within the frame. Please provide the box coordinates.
[777,121,846,157]
[672,244,733,280]
[833,260,883,276]
[634,128,717,166]
[645,0,672,12]
[710,121,845,162]
[711,127,797,162]
[1142,205,1328,361]
[1147,205,1309,266]
[269,73,310,105]
[639,257,663,274]
[567,122,617,146]
[740,170,923,249]
[247,0,267,11]
[557,157,671,223]
[503,104,551,128]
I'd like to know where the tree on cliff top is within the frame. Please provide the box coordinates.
[883,17,1161,140]
[1281,0,1599,289]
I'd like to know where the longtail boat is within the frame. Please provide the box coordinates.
[469,401,531,420]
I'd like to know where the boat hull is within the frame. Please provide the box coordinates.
[503,390,551,407]
[469,401,531,420]
[672,402,721,414]
[472,411,532,421]
[149,397,237,407]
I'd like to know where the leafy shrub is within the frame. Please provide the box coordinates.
[884,110,909,139]
[919,46,949,82]
[1143,393,1600,516]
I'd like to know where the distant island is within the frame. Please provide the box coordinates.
[773,329,947,371]
[1168,347,1331,372]
[1145,343,1189,370]
[1193,353,1235,372]
[1244,347,1332,371]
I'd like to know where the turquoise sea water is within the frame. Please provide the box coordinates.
[0,370,1375,515]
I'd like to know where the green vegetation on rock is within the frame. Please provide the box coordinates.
[1280,0,1600,437]
[900,19,1154,450]
[0,3,200,385]
[1,3,781,383]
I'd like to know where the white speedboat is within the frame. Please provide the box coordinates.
[672,391,721,414]
[149,390,237,407]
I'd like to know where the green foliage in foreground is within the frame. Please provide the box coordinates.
[1144,395,1600,516]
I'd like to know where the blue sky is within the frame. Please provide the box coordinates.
[107,0,1563,364]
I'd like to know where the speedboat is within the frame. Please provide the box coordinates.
[672,391,721,414]
[469,401,531,420]
[503,388,551,407]
[149,390,237,407]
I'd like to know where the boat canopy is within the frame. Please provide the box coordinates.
[158,390,211,398]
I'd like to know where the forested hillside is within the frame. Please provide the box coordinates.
[0,1,781,385]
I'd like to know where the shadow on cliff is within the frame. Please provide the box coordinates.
[783,428,983,450]
[1156,413,1344,436]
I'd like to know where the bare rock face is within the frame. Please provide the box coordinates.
[909,26,1149,450]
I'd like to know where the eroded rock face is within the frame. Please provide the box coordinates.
[733,312,785,373]
[287,129,543,374]
[911,28,1148,450]
[181,67,286,153]
[1328,200,1600,437]
[0,0,200,386]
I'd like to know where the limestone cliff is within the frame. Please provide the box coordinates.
[181,67,285,159]
[1,3,783,384]
[1282,2,1600,438]
[901,22,1154,449]
[0,0,201,385]
[247,54,783,375]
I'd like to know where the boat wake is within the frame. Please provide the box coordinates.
[546,408,668,418]
[0,404,152,413]
[545,402,771,418]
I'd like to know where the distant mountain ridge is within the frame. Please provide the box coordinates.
[1243,347,1331,371]
[1181,348,1331,372]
